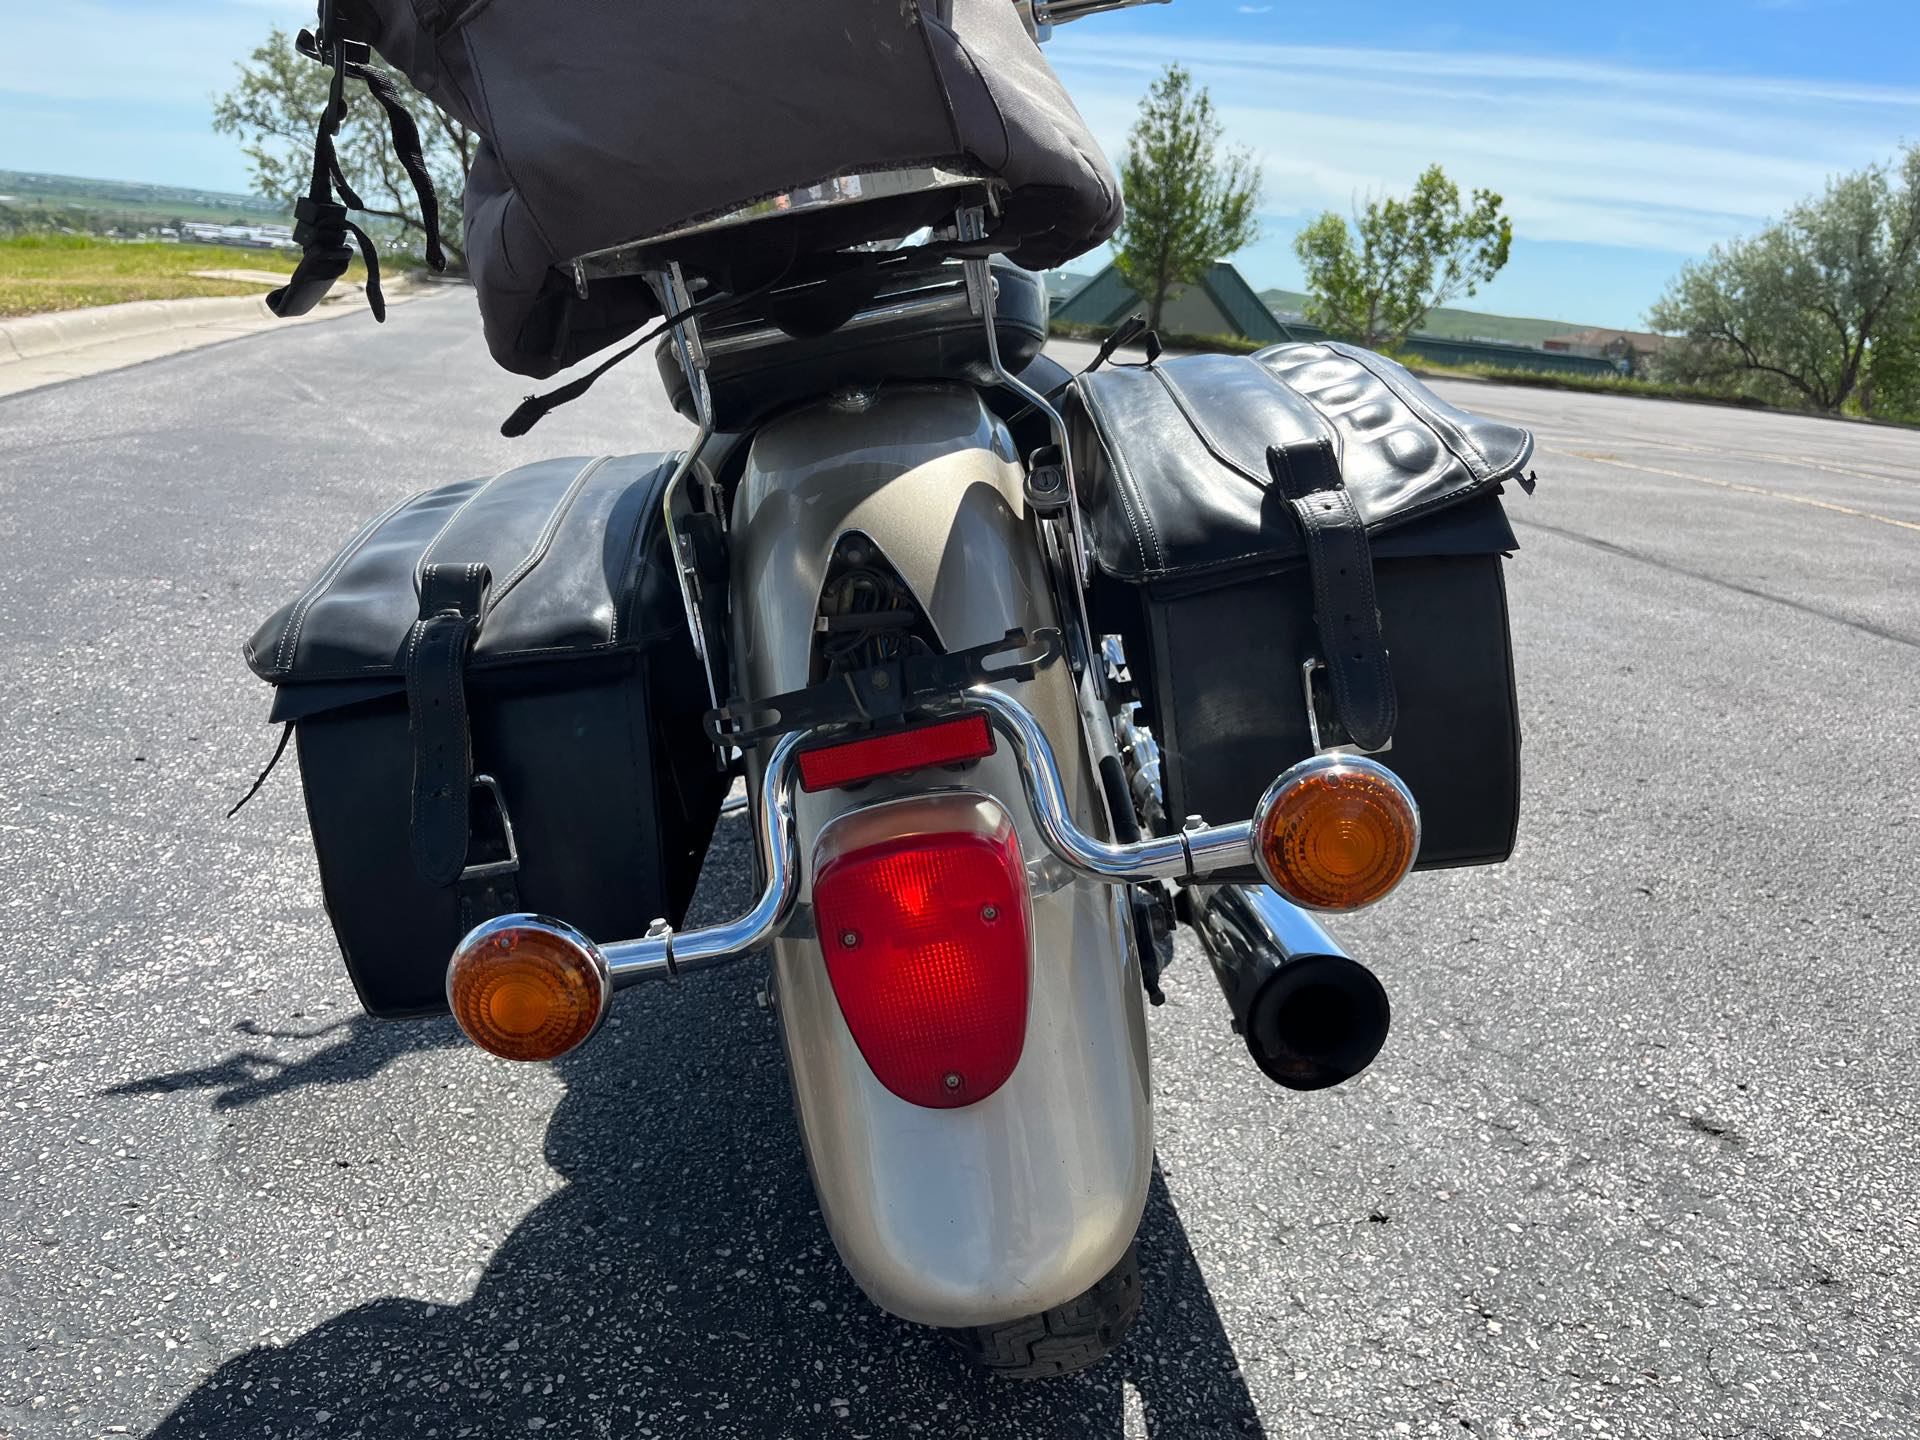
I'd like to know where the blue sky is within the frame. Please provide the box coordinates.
[4,0,1918,328]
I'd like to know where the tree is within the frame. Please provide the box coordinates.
[1293,165,1512,349]
[214,28,472,268]
[1648,146,1920,414]
[1112,65,1262,333]
[1862,311,1920,421]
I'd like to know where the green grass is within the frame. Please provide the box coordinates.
[0,234,354,318]
[1403,358,1777,407]
[1416,361,1920,427]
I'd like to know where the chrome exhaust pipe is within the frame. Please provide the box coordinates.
[1187,883,1390,1091]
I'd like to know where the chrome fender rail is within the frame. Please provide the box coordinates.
[597,686,1258,987]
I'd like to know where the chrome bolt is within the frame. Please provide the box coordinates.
[980,904,999,922]
[839,930,861,949]
[944,1072,963,1091]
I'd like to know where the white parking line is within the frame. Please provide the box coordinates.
[1583,433,1919,490]
[1548,447,1920,534]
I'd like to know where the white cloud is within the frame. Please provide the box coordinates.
[1051,35,1920,256]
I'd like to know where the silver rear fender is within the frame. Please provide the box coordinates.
[731,383,1152,1328]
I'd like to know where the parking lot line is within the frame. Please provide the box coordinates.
[1595,433,1920,490]
[1549,447,1920,534]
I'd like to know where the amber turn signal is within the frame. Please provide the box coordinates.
[1251,755,1420,912]
[447,915,612,1062]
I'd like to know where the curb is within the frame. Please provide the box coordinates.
[0,274,434,398]
[0,294,277,361]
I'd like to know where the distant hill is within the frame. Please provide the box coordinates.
[0,171,288,229]
[1259,287,1603,347]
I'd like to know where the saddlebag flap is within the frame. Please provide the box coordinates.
[245,454,729,1017]
[1070,342,1536,868]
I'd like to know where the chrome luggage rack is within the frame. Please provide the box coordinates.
[570,166,992,289]
[569,686,1265,988]
[589,179,1094,746]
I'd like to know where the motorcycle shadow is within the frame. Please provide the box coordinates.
[143,967,1264,1436]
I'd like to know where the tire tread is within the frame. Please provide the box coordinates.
[943,1244,1142,1380]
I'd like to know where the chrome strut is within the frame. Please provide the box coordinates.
[598,687,1255,988]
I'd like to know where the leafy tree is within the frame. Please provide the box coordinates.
[1862,311,1920,421]
[1648,146,1920,414]
[1293,165,1512,348]
[1112,65,1262,333]
[214,28,471,268]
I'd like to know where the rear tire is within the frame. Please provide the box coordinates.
[942,1243,1142,1380]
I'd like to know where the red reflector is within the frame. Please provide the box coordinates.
[812,795,1030,1109]
[797,714,994,793]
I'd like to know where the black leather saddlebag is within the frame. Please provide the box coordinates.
[245,454,729,1016]
[1071,343,1537,869]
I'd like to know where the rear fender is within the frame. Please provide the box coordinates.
[730,382,1152,1327]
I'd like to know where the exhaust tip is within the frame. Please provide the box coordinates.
[1244,953,1391,1091]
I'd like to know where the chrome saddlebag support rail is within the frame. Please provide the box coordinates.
[446,687,1415,1064]
[585,687,1260,989]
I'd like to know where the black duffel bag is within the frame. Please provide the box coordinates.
[282,0,1119,378]
[245,454,730,1017]
[1070,342,1537,870]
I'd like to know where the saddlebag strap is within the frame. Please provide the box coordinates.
[1267,440,1397,751]
[406,562,492,887]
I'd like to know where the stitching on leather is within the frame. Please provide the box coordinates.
[493,455,608,609]
[1110,402,1161,572]
[416,464,513,596]
[276,488,421,676]
[1335,488,1395,736]
[1326,341,1502,476]
[1302,489,1389,741]
[404,615,427,676]
[1154,361,1341,485]
[616,455,682,646]
[420,605,468,880]
[440,598,468,867]
[1081,381,1158,574]
[1271,348,1533,535]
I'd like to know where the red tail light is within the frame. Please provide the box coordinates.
[811,794,1030,1108]
[796,713,994,793]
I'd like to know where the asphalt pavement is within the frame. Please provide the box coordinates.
[2,295,1916,1439]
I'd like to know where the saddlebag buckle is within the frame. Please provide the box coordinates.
[1301,657,1392,757]
[461,774,521,882]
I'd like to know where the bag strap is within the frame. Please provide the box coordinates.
[405,562,491,887]
[1267,440,1398,752]
[267,1,446,321]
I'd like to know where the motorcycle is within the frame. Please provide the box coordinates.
[253,0,1529,1383]
[432,0,1425,1380]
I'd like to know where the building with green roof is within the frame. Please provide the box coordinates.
[1052,260,1290,344]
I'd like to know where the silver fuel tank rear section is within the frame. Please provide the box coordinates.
[729,381,1152,1328]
